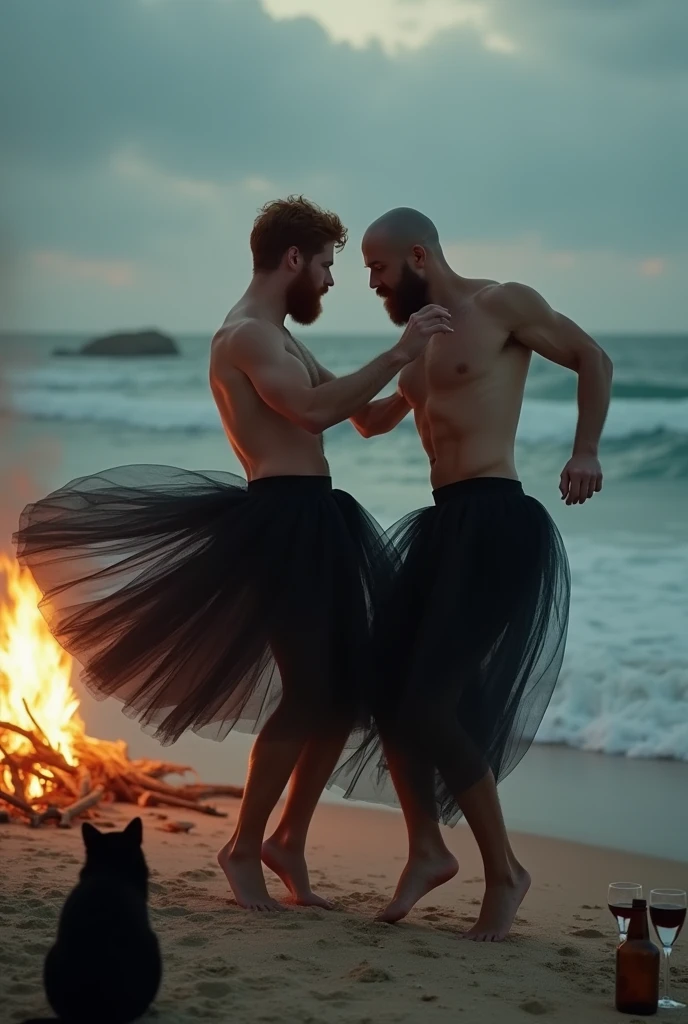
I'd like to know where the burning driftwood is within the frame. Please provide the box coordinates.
[0,556,243,828]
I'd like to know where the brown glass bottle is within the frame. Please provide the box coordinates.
[615,898,660,1016]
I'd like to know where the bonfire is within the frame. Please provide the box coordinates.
[0,555,242,828]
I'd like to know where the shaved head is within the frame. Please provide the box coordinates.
[363,208,442,325]
[363,207,440,253]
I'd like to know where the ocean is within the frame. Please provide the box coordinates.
[2,331,688,769]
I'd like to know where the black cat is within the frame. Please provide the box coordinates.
[22,816,162,1024]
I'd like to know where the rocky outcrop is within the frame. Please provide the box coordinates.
[54,329,179,357]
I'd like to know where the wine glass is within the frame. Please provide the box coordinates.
[650,888,686,1010]
[609,883,643,943]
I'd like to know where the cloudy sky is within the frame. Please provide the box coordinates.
[1,0,686,334]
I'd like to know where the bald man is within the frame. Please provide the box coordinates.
[341,208,612,941]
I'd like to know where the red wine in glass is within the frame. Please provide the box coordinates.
[609,902,635,937]
[650,888,687,1011]
[608,883,643,942]
[649,904,686,949]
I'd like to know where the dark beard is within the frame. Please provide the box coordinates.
[286,267,326,325]
[378,263,430,326]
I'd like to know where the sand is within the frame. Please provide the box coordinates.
[1,798,687,1024]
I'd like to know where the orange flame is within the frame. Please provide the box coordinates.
[0,555,84,799]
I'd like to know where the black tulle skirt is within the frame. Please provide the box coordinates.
[14,467,392,746]
[333,477,571,826]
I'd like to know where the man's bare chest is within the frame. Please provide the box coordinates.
[400,317,510,406]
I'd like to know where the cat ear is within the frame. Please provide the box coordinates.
[82,822,100,849]
[124,816,143,845]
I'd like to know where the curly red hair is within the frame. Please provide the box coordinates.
[250,195,347,273]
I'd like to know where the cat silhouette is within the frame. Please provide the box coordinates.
[22,816,162,1024]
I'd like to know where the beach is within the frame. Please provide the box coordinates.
[2,793,687,1024]
[2,329,688,1021]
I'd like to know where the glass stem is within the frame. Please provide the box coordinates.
[663,948,671,1002]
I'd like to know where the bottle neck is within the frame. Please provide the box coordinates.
[627,907,650,942]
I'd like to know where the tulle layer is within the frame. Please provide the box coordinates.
[15,467,392,746]
[333,478,570,826]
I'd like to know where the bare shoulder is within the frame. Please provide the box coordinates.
[479,280,551,322]
[212,318,285,369]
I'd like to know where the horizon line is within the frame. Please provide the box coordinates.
[1,328,687,339]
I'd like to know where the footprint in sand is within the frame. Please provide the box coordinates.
[156,905,192,917]
[311,988,354,1002]
[342,891,379,907]
[199,956,235,977]
[557,945,582,958]
[412,948,441,959]
[347,962,392,983]
[179,869,216,881]
[519,999,550,1015]
[569,928,604,939]
[196,979,232,999]
[580,904,603,911]
[176,933,210,947]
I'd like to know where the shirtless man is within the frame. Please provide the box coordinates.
[344,207,613,940]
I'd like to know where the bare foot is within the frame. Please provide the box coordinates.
[376,849,459,924]
[217,842,285,911]
[262,836,334,909]
[462,866,531,941]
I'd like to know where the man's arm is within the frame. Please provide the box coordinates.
[488,282,613,505]
[350,389,412,437]
[308,355,411,437]
[219,309,448,434]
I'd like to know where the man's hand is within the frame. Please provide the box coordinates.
[559,454,603,505]
[393,305,453,363]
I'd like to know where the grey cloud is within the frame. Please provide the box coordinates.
[486,0,688,74]
[0,0,378,179]
[0,0,685,263]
